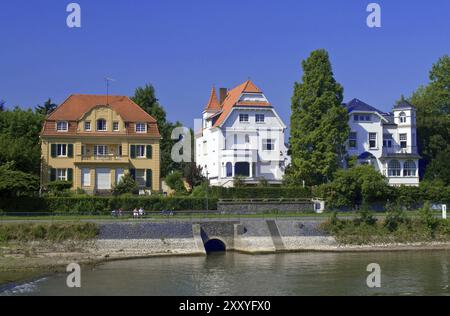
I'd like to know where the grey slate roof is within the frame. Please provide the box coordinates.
[394,100,415,109]
[345,98,386,115]
[345,98,396,125]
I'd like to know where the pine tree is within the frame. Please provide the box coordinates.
[35,98,57,116]
[288,49,349,186]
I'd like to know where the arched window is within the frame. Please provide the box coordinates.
[226,162,232,177]
[399,112,407,124]
[403,160,417,177]
[388,160,401,177]
[97,119,107,131]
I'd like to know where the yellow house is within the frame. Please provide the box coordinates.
[40,94,161,193]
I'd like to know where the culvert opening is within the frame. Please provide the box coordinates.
[204,239,226,253]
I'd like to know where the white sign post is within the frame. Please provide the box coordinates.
[443,205,447,220]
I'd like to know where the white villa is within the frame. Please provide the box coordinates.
[346,98,420,186]
[195,80,289,187]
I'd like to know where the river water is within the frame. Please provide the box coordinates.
[2,250,450,296]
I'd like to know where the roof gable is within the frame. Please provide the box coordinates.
[212,80,271,127]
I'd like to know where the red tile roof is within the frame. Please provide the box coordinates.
[212,80,270,127]
[47,94,157,122]
[42,94,160,138]
[204,86,221,112]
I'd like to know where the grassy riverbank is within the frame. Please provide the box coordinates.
[0,223,100,285]
[321,206,450,245]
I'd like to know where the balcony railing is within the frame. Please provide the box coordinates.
[76,154,129,163]
[382,146,419,157]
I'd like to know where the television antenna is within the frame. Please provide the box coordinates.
[105,77,116,105]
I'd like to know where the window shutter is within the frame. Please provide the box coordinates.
[130,145,136,159]
[146,145,153,159]
[68,144,74,158]
[67,168,73,182]
[130,169,136,180]
[146,169,153,189]
[50,168,56,182]
[51,144,57,158]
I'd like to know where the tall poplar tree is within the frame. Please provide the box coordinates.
[288,49,349,186]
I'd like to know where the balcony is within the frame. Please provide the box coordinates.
[381,146,420,158]
[75,154,130,164]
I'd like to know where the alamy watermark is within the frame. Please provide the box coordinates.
[66,263,81,288]
[367,3,381,28]
[66,3,81,28]
[366,263,381,288]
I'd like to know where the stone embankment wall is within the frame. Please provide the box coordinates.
[94,220,337,259]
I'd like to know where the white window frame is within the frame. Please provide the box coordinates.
[57,144,67,157]
[57,169,68,181]
[94,145,108,157]
[399,112,407,124]
[388,160,401,177]
[239,114,249,123]
[400,134,408,149]
[82,168,91,187]
[256,114,265,123]
[263,139,275,151]
[369,133,377,149]
[349,132,357,149]
[135,122,147,133]
[136,145,146,158]
[56,121,68,132]
[84,121,91,132]
[97,119,107,132]
[113,121,120,132]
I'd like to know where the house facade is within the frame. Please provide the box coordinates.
[40,94,161,193]
[346,98,420,186]
[195,80,289,187]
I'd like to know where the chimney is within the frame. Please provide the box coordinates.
[219,88,228,105]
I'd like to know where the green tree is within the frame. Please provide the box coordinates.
[322,165,392,209]
[131,84,182,177]
[287,49,349,186]
[183,163,205,189]
[0,107,44,175]
[409,55,450,180]
[0,162,39,197]
[35,98,57,116]
[0,100,4,112]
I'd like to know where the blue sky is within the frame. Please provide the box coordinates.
[1,0,449,128]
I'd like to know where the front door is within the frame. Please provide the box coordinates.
[96,168,111,190]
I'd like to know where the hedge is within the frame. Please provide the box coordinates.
[211,187,312,199]
[0,196,218,214]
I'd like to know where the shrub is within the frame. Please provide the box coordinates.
[46,181,73,195]
[165,171,187,194]
[383,202,410,232]
[113,174,139,196]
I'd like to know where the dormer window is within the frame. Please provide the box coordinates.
[354,114,371,122]
[56,121,68,132]
[239,114,249,123]
[136,122,147,133]
[97,119,107,132]
[113,121,119,132]
[399,112,407,124]
[84,121,91,131]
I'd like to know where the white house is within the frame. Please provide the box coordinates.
[195,80,289,187]
[346,98,420,186]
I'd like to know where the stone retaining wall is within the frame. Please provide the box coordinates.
[94,220,337,258]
